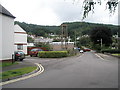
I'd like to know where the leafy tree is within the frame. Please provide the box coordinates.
[27,36,34,43]
[15,21,119,42]
[80,0,119,19]
[77,36,91,47]
[90,26,112,46]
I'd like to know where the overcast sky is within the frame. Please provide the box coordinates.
[1,0,119,26]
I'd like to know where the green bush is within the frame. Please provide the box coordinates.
[38,51,68,58]
[101,49,120,54]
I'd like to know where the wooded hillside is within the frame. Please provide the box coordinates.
[15,21,119,40]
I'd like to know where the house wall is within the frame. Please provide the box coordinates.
[50,42,74,51]
[14,25,27,54]
[0,14,14,60]
[0,14,2,60]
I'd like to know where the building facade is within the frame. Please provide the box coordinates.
[50,42,74,51]
[0,5,15,61]
[14,24,27,54]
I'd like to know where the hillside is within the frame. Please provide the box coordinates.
[15,21,119,40]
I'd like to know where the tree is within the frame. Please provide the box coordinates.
[74,0,119,19]
[90,26,112,46]
[77,36,91,47]
[27,36,34,43]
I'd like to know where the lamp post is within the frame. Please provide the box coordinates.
[97,38,102,49]
[74,30,77,47]
[100,38,102,49]
[116,32,119,49]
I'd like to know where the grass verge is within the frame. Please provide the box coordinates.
[112,54,120,56]
[0,66,37,80]
[0,62,18,67]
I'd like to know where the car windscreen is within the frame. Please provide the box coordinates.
[18,52,24,54]
[31,49,43,51]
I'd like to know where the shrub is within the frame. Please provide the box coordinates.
[101,49,120,54]
[38,51,68,58]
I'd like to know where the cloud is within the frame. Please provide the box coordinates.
[1,0,119,25]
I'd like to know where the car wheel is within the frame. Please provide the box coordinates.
[35,54,38,57]
[30,55,33,57]
[20,59,23,61]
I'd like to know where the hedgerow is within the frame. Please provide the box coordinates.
[38,51,68,58]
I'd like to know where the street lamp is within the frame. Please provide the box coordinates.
[97,38,102,48]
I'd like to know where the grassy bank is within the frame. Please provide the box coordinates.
[112,54,120,56]
[0,66,37,80]
[0,62,18,67]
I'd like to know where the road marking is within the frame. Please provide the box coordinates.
[0,63,44,86]
[95,54,105,60]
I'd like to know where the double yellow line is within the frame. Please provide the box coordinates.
[0,63,44,86]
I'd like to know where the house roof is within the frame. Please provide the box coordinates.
[14,24,26,33]
[0,4,15,18]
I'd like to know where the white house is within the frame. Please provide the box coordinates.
[0,5,15,61]
[14,24,27,54]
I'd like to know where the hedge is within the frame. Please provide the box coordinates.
[38,51,68,58]
[101,49,120,54]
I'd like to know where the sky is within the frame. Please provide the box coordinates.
[1,0,119,26]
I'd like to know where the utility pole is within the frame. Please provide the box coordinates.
[75,30,77,47]
[101,38,102,49]
[116,32,119,49]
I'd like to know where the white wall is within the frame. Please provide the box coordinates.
[14,33,27,43]
[0,14,14,60]
[0,14,2,60]
[14,25,27,54]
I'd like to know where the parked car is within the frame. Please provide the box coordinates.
[29,48,43,57]
[83,48,91,52]
[80,50,84,53]
[14,51,25,61]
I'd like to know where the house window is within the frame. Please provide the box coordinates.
[17,45,23,50]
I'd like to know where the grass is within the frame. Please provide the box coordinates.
[0,66,37,80]
[112,54,120,56]
[0,62,18,67]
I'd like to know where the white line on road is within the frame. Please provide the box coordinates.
[95,54,105,60]
[0,63,44,86]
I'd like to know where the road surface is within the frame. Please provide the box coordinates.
[3,52,118,88]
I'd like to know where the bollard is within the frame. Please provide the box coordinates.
[12,54,15,64]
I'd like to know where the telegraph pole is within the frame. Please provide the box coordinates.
[117,32,119,49]
[101,38,102,49]
[74,30,77,47]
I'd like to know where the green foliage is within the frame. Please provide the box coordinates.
[77,36,91,47]
[67,49,78,56]
[1,66,37,79]
[38,51,68,58]
[15,21,119,42]
[27,36,34,43]
[101,49,120,54]
[0,62,18,67]
[82,0,118,19]
[90,26,112,46]
[92,44,101,52]
[14,21,60,37]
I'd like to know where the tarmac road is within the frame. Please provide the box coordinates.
[3,52,118,88]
